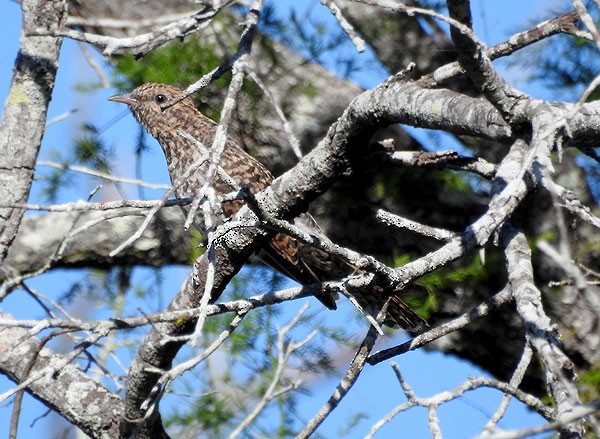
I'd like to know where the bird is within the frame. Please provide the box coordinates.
[109,82,426,331]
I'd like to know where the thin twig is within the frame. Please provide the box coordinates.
[366,365,553,439]
[46,109,78,127]
[417,10,583,87]
[246,70,303,160]
[66,11,198,30]
[482,342,534,434]
[108,150,210,257]
[0,197,190,213]
[1,185,104,298]
[296,325,379,439]
[77,42,110,88]
[320,0,366,52]
[141,312,247,413]
[188,0,264,345]
[388,150,496,178]
[376,209,456,242]
[481,400,600,439]
[367,286,512,364]
[540,173,600,229]
[37,161,171,190]
[0,285,324,332]
[228,304,313,438]
[34,6,226,56]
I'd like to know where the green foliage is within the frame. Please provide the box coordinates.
[438,169,473,192]
[579,363,600,403]
[113,39,222,90]
[40,150,74,202]
[186,229,207,264]
[166,391,235,435]
[338,412,368,437]
[112,37,234,123]
[74,123,112,173]
[371,165,478,214]
[41,123,114,202]
[162,267,346,437]
[415,253,488,297]
[393,252,490,319]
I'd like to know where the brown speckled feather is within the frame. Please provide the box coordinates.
[109,83,426,330]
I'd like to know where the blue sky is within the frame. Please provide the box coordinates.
[0,0,566,437]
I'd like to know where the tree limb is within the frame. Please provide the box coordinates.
[0,0,67,267]
[0,312,122,439]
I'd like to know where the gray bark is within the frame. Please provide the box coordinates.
[0,312,123,438]
[1,1,599,437]
[0,0,67,263]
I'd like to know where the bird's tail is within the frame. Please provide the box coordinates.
[261,223,427,331]
[381,294,428,331]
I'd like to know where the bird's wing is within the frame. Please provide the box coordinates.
[259,232,339,310]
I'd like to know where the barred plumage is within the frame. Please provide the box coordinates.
[109,83,426,330]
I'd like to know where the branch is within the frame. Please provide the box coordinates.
[246,70,303,160]
[446,0,528,121]
[66,11,198,30]
[0,285,320,332]
[320,0,366,52]
[0,0,67,266]
[540,174,600,229]
[387,149,496,179]
[483,400,600,439]
[37,161,171,190]
[296,325,379,438]
[188,33,259,343]
[33,6,226,56]
[227,304,312,438]
[366,364,553,439]
[419,10,583,87]
[393,137,537,291]
[2,186,113,297]
[483,342,534,433]
[0,312,122,438]
[572,0,600,50]
[139,313,247,428]
[367,286,512,364]
[376,209,457,242]
[501,225,583,437]
[1,208,192,284]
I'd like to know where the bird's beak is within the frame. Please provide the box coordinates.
[108,93,137,105]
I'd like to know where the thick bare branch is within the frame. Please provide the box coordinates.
[0,312,122,438]
[501,225,583,438]
[446,0,527,121]
[2,208,192,284]
[0,0,67,266]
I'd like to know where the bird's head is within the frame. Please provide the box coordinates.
[108,83,197,138]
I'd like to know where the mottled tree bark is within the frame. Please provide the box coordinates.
[0,0,67,264]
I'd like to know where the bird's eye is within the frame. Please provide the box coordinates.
[154,94,167,104]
